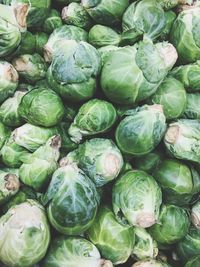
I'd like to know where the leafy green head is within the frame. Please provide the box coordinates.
[68,99,117,143]
[0,200,50,267]
[87,206,134,264]
[112,170,162,228]
[43,236,113,267]
[115,105,166,156]
[47,41,101,103]
[18,87,65,127]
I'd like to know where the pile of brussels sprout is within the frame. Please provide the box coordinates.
[1,0,200,266]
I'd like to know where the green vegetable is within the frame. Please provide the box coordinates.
[62,138,123,187]
[87,206,134,264]
[150,77,187,120]
[18,87,65,127]
[47,41,101,103]
[12,123,57,152]
[170,4,200,64]
[62,2,92,30]
[1,135,31,168]
[116,105,166,156]
[0,61,19,103]
[19,135,61,191]
[0,200,50,267]
[68,99,117,143]
[122,0,166,45]
[149,204,190,246]
[82,0,129,26]
[101,40,177,105]
[164,119,200,163]
[132,227,158,260]
[43,9,63,34]
[176,226,200,263]
[170,61,200,92]
[3,0,51,28]
[153,159,200,206]
[44,25,88,62]
[89,25,121,48]
[112,170,162,228]
[12,54,47,84]
[43,236,113,267]
[0,168,20,205]
[44,163,100,235]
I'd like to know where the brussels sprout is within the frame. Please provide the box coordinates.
[62,138,123,187]
[176,226,200,263]
[0,91,25,127]
[1,135,31,168]
[170,4,200,64]
[0,3,29,32]
[12,123,57,152]
[132,259,171,267]
[18,87,65,127]
[149,204,190,246]
[34,32,49,56]
[0,168,20,205]
[87,206,134,264]
[2,185,37,214]
[3,0,51,28]
[89,25,121,48]
[0,200,50,267]
[44,164,100,235]
[133,149,163,174]
[164,119,200,163]
[19,135,61,191]
[101,40,178,105]
[132,227,158,260]
[122,0,166,45]
[62,2,92,30]
[0,122,11,150]
[68,99,117,143]
[43,9,62,34]
[0,17,21,57]
[184,93,200,119]
[44,25,88,62]
[191,201,200,229]
[153,159,200,206]
[47,41,101,102]
[43,236,113,267]
[82,0,129,26]
[116,105,166,156]
[112,170,162,228]
[98,45,120,64]
[12,54,47,84]
[159,11,176,41]
[185,256,200,267]
[0,61,19,103]
[170,61,200,92]
[150,77,187,120]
